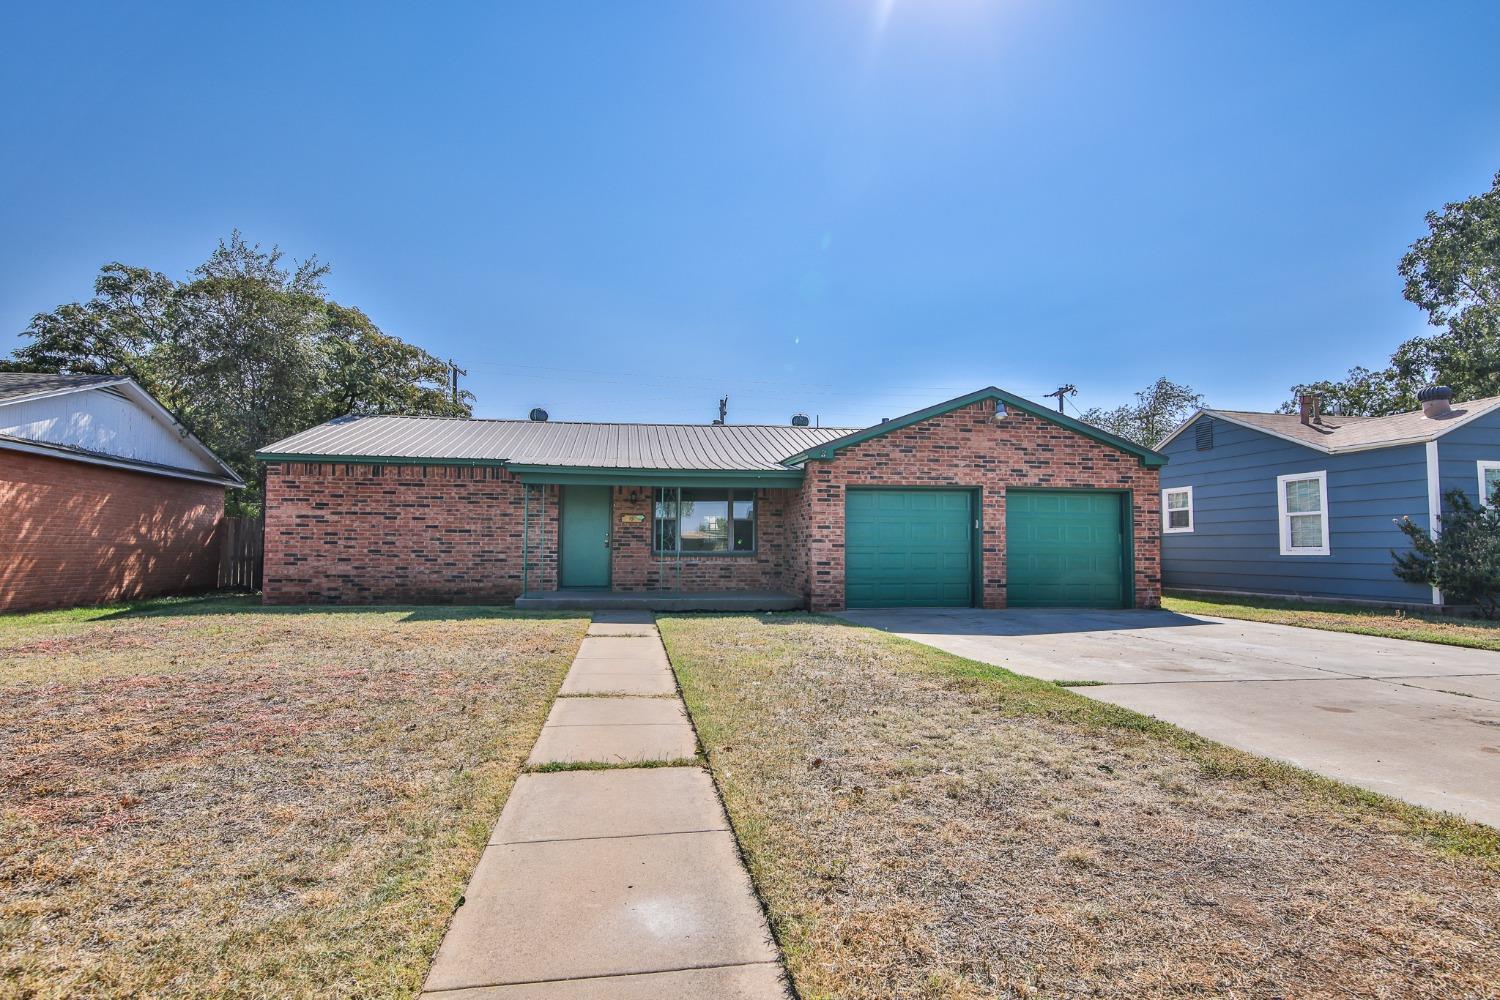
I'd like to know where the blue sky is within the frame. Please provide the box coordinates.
[3,2,1498,427]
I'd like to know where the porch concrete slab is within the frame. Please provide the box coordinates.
[545,696,687,727]
[490,768,727,845]
[527,723,698,765]
[516,590,802,612]
[558,672,677,696]
[561,657,672,675]
[420,962,789,999]
[573,637,670,665]
[422,832,778,991]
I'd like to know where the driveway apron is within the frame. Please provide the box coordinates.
[422,611,788,999]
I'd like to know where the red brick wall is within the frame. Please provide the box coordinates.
[260,401,1159,609]
[0,450,224,613]
[796,399,1161,611]
[609,487,795,592]
[262,462,557,604]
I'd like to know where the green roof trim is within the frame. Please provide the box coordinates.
[779,387,1168,468]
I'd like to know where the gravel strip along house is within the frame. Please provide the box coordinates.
[257,387,1165,611]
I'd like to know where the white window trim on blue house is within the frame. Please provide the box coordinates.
[1276,470,1330,556]
[1480,460,1500,508]
[1162,486,1193,533]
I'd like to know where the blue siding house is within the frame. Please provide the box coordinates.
[1157,389,1500,607]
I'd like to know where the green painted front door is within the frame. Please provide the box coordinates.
[845,489,973,608]
[1005,490,1126,608]
[560,485,611,588]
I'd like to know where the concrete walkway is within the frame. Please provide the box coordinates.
[422,611,788,999]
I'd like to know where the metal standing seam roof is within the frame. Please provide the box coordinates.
[0,372,126,403]
[1160,395,1500,454]
[259,415,861,471]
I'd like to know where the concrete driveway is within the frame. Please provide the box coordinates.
[838,608,1500,828]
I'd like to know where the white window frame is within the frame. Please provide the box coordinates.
[1479,460,1500,508]
[1276,470,1330,556]
[1162,486,1194,533]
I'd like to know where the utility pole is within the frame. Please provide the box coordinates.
[448,360,468,407]
[1044,384,1076,413]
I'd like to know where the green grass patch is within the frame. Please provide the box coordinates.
[1164,592,1500,652]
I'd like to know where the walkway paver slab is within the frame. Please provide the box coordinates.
[423,831,778,991]
[573,637,670,665]
[561,657,673,675]
[527,723,698,765]
[421,962,788,998]
[545,697,686,727]
[558,671,676,696]
[491,768,727,844]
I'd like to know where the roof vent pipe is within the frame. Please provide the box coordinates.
[1418,385,1453,419]
[791,413,810,427]
[529,407,549,422]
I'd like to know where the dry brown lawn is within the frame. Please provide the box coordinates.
[0,597,586,999]
[661,613,1500,1000]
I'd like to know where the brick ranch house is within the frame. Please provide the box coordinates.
[1,373,242,613]
[258,388,1165,612]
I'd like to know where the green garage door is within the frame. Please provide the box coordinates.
[1006,490,1127,608]
[846,490,973,608]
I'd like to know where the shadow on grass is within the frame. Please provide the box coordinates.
[116,598,582,624]
[1,593,584,629]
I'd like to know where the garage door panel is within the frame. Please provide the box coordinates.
[846,489,973,608]
[1006,490,1126,608]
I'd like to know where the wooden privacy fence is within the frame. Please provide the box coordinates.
[218,516,264,590]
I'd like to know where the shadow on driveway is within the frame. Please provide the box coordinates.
[837,607,1211,637]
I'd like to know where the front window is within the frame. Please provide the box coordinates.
[1277,471,1329,555]
[1163,486,1193,533]
[654,487,755,553]
[1480,461,1500,508]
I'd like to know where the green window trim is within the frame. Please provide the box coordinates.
[653,486,757,555]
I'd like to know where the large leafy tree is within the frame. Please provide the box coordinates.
[1287,170,1500,415]
[1079,377,1204,449]
[4,233,470,513]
